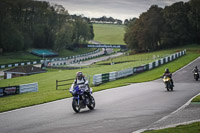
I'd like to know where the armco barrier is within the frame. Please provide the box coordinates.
[19,82,38,94]
[133,66,146,73]
[109,72,116,81]
[93,50,186,86]
[102,73,109,83]
[116,68,133,79]
[93,74,102,85]
[0,49,100,69]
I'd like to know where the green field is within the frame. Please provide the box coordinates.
[93,24,126,44]
[0,44,199,112]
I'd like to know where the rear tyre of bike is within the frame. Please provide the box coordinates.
[72,99,80,113]
[195,75,199,81]
[87,96,95,110]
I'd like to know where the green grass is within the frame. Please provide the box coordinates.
[0,44,199,112]
[192,95,200,102]
[143,122,200,133]
[93,24,126,44]
[0,51,42,65]
[58,48,97,57]
[96,49,177,65]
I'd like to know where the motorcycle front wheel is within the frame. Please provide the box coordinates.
[166,83,170,91]
[87,96,95,110]
[72,99,80,113]
[170,85,173,91]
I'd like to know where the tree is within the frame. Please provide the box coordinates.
[124,5,164,51]
[161,2,191,47]
[0,0,94,52]
[124,1,199,51]
[188,0,200,43]
[55,23,73,51]
[73,18,93,43]
[1,15,24,52]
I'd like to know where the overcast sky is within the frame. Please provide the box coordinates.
[41,0,189,21]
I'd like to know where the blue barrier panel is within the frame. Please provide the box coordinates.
[0,88,3,97]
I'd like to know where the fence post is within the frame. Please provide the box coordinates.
[56,80,58,90]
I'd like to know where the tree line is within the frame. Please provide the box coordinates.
[91,16,123,25]
[0,0,94,53]
[124,0,200,52]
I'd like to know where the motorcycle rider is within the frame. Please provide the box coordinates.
[192,66,199,73]
[192,66,199,78]
[162,68,174,87]
[70,71,91,103]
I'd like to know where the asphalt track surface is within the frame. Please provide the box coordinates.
[0,57,200,133]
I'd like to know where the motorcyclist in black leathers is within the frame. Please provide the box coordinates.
[192,66,199,73]
[192,66,199,78]
[162,68,174,87]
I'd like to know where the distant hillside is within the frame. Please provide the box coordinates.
[93,24,126,45]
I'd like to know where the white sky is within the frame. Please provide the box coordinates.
[40,0,189,21]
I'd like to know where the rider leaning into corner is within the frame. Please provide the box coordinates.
[70,71,91,99]
[162,68,174,87]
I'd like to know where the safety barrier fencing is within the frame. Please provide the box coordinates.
[93,50,186,86]
[0,82,38,97]
[0,49,100,69]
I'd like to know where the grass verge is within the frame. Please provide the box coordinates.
[192,95,200,102]
[143,122,200,133]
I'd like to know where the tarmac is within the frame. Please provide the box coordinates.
[133,93,200,133]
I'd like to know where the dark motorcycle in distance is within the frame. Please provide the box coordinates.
[69,84,95,113]
[162,76,173,91]
[194,72,199,81]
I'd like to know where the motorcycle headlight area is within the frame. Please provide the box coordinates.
[72,90,77,95]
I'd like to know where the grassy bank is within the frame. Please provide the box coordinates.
[192,95,200,102]
[0,45,199,112]
[93,24,125,44]
[143,122,200,133]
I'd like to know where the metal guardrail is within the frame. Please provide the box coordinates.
[93,50,186,86]
[0,49,100,69]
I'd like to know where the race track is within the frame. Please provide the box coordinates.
[0,57,200,133]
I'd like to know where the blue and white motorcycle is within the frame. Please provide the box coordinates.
[69,84,95,113]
